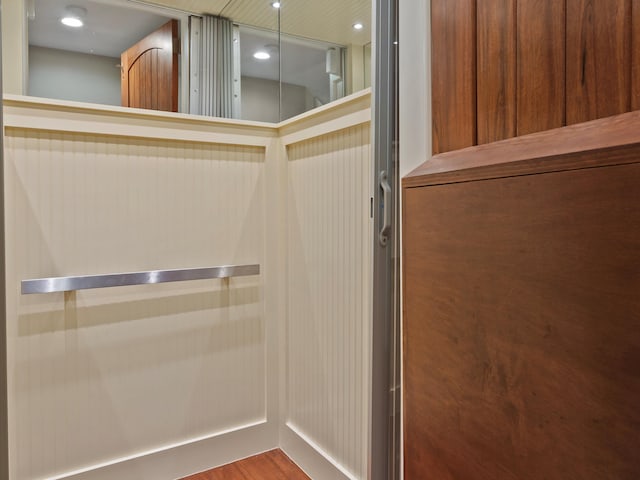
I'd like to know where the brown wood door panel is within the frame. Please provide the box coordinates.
[403,163,640,479]
[431,0,477,154]
[633,0,640,110]
[477,0,516,144]
[121,19,178,112]
[516,0,566,135]
[566,0,632,125]
[432,0,640,153]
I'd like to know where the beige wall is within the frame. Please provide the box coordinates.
[399,0,431,177]
[3,99,278,479]
[241,76,309,123]
[284,123,372,479]
[2,0,27,94]
[2,91,372,480]
[28,46,121,105]
[347,44,372,95]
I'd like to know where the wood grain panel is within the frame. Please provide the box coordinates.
[151,49,158,110]
[477,0,516,144]
[121,20,178,112]
[516,0,565,135]
[431,0,477,153]
[159,45,170,112]
[403,110,640,188]
[403,163,640,479]
[181,449,310,480]
[633,0,640,110]
[142,52,151,108]
[566,0,631,124]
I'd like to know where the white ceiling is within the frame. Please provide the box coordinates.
[29,0,371,57]
[29,0,173,58]
[142,0,371,46]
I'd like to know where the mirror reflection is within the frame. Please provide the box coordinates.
[23,0,371,122]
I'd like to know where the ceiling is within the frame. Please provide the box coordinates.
[29,0,173,57]
[116,0,371,46]
[29,0,371,57]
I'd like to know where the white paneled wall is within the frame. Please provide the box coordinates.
[285,123,372,479]
[4,126,268,479]
[2,91,372,480]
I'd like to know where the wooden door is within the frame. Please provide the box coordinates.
[431,0,640,153]
[121,19,179,112]
[403,112,640,479]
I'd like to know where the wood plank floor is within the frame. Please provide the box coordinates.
[180,449,311,480]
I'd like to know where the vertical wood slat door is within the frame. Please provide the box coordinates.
[476,0,516,144]
[632,0,640,110]
[566,0,631,125]
[516,0,566,135]
[431,0,476,154]
[431,0,640,153]
[121,20,179,112]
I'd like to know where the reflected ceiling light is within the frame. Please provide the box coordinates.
[61,6,86,27]
[271,1,281,8]
[253,51,271,60]
[353,22,364,30]
[27,0,36,21]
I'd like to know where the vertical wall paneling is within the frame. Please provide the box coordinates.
[566,0,632,125]
[633,0,640,110]
[431,0,477,154]
[517,0,566,135]
[4,91,372,480]
[476,0,517,144]
[5,127,268,480]
[0,7,9,475]
[263,136,287,448]
[286,123,371,480]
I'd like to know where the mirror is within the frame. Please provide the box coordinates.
[18,0,371,122]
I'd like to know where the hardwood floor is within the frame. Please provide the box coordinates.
[180,449,311,480]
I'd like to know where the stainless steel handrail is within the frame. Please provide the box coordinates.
[21,264,260,294]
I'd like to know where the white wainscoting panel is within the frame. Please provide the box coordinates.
[286,123,372,480]
[4,128,268,479]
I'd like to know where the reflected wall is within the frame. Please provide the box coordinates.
[4,0,371,122]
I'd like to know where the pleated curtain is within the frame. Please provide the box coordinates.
[194,15,234,118]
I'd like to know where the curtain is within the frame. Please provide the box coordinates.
[190,15,235,118]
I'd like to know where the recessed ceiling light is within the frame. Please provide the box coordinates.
[253,51,271,60]
[61,6,86,28]
[61,17,83,27]
[353,22,364,30]
[271,1,281,8]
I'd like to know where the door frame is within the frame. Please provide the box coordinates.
[371,0,399,478]
[0,0,9,478]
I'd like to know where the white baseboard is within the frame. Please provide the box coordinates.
[281,423,357,480]
[52,421,276,480]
